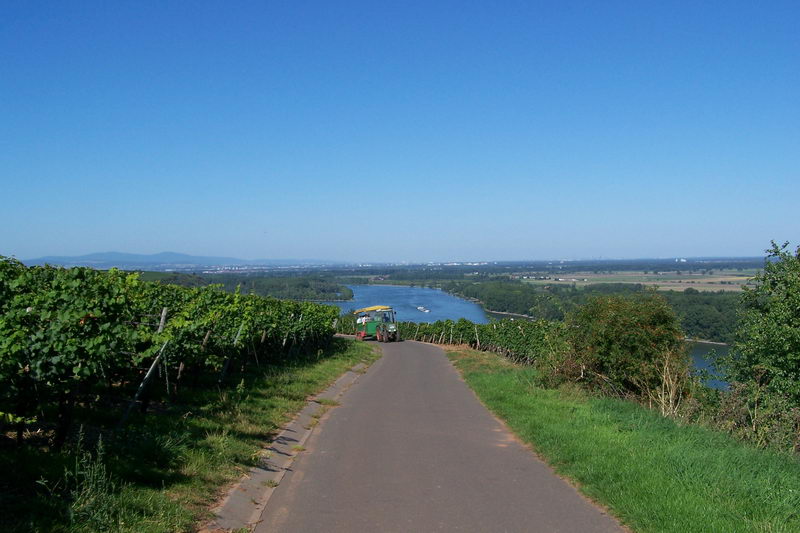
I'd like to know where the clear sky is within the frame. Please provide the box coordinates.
[1,1,798,262]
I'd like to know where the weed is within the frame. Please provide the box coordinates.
[34,434,123,532]
[316,397,340,407]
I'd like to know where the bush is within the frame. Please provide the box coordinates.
[566,291,690,413]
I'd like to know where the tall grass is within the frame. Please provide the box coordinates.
[449,348,800,533]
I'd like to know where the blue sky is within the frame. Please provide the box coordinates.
[1,1,798,262]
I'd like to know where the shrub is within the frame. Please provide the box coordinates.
[566,291,690,412]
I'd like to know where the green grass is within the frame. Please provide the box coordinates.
[448,348,800,533]
[1,338,379,533]
[316,397,340,407]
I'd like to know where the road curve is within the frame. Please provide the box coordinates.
[256,341,623,533]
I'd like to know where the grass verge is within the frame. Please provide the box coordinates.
[1,338,379,533]
[447,348,800,533]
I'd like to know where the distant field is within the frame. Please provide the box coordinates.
[520,269,756,292]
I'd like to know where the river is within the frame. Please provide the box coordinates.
[323,284,488,324]
[325,284,726,387]
[689,342,729,389]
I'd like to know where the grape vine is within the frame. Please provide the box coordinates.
[0,257,339,446]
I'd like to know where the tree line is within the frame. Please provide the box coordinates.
[139,271,353,301]
[441,280,739,343]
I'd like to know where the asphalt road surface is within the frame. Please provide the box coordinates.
[256,341,623,533]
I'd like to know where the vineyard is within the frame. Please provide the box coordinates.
[0,256,339,447]
[337,314,568,365]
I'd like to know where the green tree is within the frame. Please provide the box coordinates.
[727,242,800,401]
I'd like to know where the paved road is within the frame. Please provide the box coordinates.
[256,341,623,533]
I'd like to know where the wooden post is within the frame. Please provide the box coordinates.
[163,354,170,393]
[175,362,185,385]
[119,340,169,427]
[414,324,420,340]
[283,314,294,348]
[176,327,211,396]
[218,322,244,385]
[132,307,169,415]
[157,306,168,333]
[474,325,481,349]
[156,307,169,391]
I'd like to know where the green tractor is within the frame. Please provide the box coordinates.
[354,305,401,342]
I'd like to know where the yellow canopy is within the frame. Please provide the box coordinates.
[354,305,393,314]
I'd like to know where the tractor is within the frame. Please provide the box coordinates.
[354,305,401,342]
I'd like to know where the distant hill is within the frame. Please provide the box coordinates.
[23,251,338,270]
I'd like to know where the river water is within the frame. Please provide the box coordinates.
[689,342,729,389]
[323,284,488,324]
[325,284,726,387]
